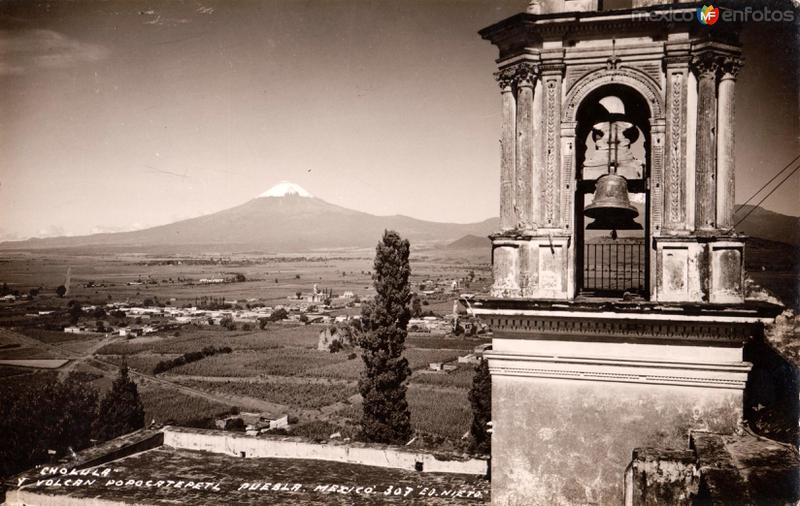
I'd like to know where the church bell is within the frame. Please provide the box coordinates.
[584,173,642,231]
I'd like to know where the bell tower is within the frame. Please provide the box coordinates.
[470,2,782,505]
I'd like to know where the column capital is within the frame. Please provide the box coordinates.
[495,67,516,90]
[514,62,539,88]
[495,62,539,89]
[719,56,744,81]
[691,52,722,79]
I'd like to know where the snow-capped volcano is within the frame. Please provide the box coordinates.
[0,180,497,252]
[257,181,313,198]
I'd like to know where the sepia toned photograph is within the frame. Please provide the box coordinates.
[0,0,798,504]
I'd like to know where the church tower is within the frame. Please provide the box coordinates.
[471,2,782,504]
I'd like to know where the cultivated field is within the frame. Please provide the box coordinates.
[0,248,491,451]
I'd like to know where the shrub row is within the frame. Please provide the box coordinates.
[153,346,232,374]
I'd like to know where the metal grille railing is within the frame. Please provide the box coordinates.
[582,240,645,293]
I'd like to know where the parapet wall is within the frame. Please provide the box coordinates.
[4,491,138,506]
[162,427,487,475]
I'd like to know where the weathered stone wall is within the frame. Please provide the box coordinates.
[625,448,698,506]
[162,428,488,476]
[491,378,741,505]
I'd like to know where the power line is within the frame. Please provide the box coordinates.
[732,160,800,230]
[735,152,800,213]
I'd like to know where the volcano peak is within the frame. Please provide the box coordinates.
[257,181,313,199]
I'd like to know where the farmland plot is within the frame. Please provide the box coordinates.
[139,384,233,426]
[166,348,348,377]
[175,378,358,409]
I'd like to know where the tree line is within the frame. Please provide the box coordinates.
[0,365,145,479]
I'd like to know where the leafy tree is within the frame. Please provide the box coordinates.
[411,295,423,318]
[468,359,492,454]
[269,308,288,321]
[0,373,98,479]
[93,365,145,442]
[357,230,413,444]
[56,285,67,297]
[68,302,83,325]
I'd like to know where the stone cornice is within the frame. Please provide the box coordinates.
[480,7,742,61]
[485,350,751,390]
[473,312,759,346]
[462,296,782,323]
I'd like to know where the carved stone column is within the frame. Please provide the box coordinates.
[692,54,720,231]
[716,57,742,231]
[664,55,690,232]
[514,63,537,229]
[540,63,564,228]
[497,67,517,231]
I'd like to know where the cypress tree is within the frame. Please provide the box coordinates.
[93,364,145,441]
[357,230,413,444]
[469,358,492,454]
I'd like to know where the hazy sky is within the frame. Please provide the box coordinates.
[1,0,798,241]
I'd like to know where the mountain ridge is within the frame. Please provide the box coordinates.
[1,185,795,253]
[0,192,498,253]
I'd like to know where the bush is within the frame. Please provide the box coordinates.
[220,316,236,331]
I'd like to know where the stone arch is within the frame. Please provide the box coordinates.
[563,67,664,123]
[564,67,666,301]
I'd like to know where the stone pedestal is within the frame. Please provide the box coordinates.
[491,235,572,299]
[654,237,745,304]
